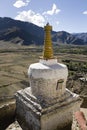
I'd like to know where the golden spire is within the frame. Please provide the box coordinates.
[43,23,54,59]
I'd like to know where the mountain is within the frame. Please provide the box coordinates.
[52,31,85,45]
[73,33,87,43]
[0,17,44,45]
[0,17,87,45]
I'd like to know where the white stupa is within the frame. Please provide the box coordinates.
[15,23,82,130]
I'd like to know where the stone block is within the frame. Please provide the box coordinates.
[15,87,82,130]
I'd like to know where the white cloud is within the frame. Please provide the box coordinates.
[13,0,30,8]
[43,3,61,15]
[15,10,45,27]
[14,3,61,28]
[56,21,59,25]
[83,11,87,14]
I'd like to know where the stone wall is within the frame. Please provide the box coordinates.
[15,87,82,130]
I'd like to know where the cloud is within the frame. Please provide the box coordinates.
[13,0,30,8]
[14,3,61,28]
[15,10,45,27]
[56,21,59,25]
[83,11,87,14]
[43,3,61,15]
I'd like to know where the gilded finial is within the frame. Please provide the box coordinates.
[43,23,54,59]
[46,22,49,25]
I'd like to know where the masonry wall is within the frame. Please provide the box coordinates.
[41,102,80,130]
[16,91,81,130]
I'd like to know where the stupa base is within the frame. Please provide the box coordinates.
[15,87,82,130]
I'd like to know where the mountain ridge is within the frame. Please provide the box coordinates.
[0,17,87,45]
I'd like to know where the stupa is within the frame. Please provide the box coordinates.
[15,23,82,130]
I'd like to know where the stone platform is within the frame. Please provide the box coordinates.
[15,87,82,130]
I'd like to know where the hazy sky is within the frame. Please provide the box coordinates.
[0,0,87,33]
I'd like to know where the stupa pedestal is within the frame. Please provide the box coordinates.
[16,87,82,130]
[15,23,82,130]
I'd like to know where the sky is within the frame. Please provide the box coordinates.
[0,0,87,33]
